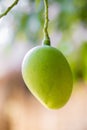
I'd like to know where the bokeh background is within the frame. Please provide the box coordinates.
[0,0,87,129]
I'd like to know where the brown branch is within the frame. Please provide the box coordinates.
[0,0,19,19]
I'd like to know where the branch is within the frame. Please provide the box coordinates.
[0,0,19,19]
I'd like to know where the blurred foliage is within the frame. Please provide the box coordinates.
[66,42,87,82]
[56,0,87,30]
[0,0,87,40]
[7,0,87,44]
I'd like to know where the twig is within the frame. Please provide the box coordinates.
[42,0,50,45]
[0,0,19,19]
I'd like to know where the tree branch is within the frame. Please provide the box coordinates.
[0,0,19,19]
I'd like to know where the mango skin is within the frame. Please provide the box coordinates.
[22,46,73,109]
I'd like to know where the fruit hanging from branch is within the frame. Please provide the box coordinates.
[22,0,73,109]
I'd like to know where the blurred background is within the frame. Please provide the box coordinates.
[0,0,87,129]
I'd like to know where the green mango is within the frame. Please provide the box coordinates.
[22,45,73,109]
